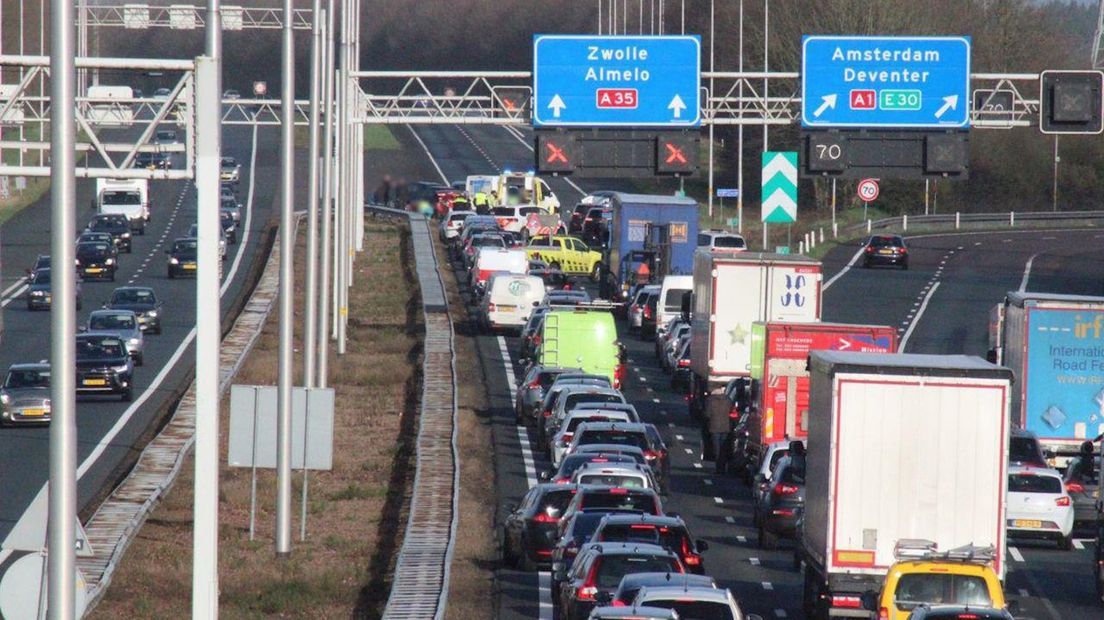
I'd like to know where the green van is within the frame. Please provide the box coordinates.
[538,307,622,388]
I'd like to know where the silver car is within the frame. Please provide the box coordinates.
[85,309,145,366]
[188,223,228,258]
[1,363,51,426]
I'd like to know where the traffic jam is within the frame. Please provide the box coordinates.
[428,171,1104,620]
[2,155,243,424]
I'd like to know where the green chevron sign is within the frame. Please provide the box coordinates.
[761,151,798,223]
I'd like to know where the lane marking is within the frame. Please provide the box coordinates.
[822,245,866,291]
[692,462,702,469]
[1018,253,1037,293]
[749,557,760,566]
[684,448,694,454]
[1017,589,1029,597]
[898,281,941,352]
[1072,538,1086,550]
[774,610,788,618]
[762,581,773,591]
[1009,546,1024,562]
[713,496,723,504]
[405,126,450,185]
[703,479,713,486]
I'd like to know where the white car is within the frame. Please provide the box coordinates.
[1006,464,1074,549]
[491,204,543,234]
[550,409,635,467]
[439,210,471,241]
[571,461,658,491]
[697,229,748,251]
[632,585,757,620]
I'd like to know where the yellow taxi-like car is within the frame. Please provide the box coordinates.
[876,540,1010,620]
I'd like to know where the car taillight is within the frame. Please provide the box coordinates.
[528,378,542,388]
[1066,482,1085,493]
[611,599,627,607]
[560,433,573,444]
[773,483,799,496]
[533,335,542,347]
[542,409,552,418]
[554,477,571,484]
[644,450,661,461]
[532,512,558,523]
[677,358,691,368]
[643,306,653,319]
[1056,496,1071,507]
[608,488,629,494]
[865,246,874,253]
[899,247,908,253]
[577,563,599,601]
[831,595,862,609]
[729,407,740,419]
[878,607,889,620]
[681,538,701,567]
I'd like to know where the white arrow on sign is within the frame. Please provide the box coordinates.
[934,94,959,119]
[761,187,795,214]
[548,94,567,118]
[812,94,837,118]
[837,338,852,351]
[668,94,687,119]
[761,152,798,182]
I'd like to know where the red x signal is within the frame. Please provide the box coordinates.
[546,142,568,164]
[664,142,688,164]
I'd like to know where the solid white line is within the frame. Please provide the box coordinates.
[1072,538,1086,550]
[822,245,866,291]
[517,426,538,488]
[0,284,28,307]
[1018,253,1037,293]
[406,126,450,185]
[898,281,941,352]
[220,125,259,296]
[1009,546,1024,562]
[500,126,587,198]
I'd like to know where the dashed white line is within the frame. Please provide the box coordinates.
[703,479,713,486]
[898,281,941,352]
[823,245,867,291]
[1018,254,1038,293]
[1009,547,1024,563]
[762,582,773,591]
[749,557,760,566]
[712,496,723,504]
[684,448,694,454]
[774,609,788,618]
[675,434,684,441]
[692,462,703,469]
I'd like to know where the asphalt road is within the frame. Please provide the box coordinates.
[0,123,280,548]
[384,124,1104,619]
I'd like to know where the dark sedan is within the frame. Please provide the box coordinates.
[26,268,82,311]
[86,214,133,253]
[862,234,909,269]
[502,483,579,571]
[106,286,163,334]
[755,450,806,549]
[75,333,133,401]
[166,238,198,278]
[75,241,118,281]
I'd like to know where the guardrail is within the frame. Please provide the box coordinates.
[367,204,459,620]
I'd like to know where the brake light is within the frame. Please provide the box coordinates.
[899,247,908,254]
[957,615,979,619]
[528,378,542,388]
[576,563,599,601]
[533,335,542,347]
[554,478,571,484]
[831,595,862,609]
[532,512,559,523]
[772,483,799,496]
[478,269,492,283]
[681,538,701,567]
[729,407,740,419]
[542,409,552,418]
[878,607,889,620]
[488,303,497,313]
[677,358,691,368]
[643,450,661,461]
[1066,482,1085,493]
[560,433,574,444]
[1056,496,1071,507]
[643,305,653,319]
[630,524,656,531]
[608,488,629,494]
[865,246,874,253]
[611,599,627,607]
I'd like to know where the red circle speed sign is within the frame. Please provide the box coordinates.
[857,178,880,202]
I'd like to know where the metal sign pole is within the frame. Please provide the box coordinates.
[275,0,296,557]
[317,1,334,388]
[48,0,78,615]
[302,0,323,388]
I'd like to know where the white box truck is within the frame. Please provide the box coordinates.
[94,179,149,234]
[689,251,821,402]
[799,351,1011,619]
[989,291,1104,467]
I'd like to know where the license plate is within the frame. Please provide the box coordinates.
[497,305,517,311]
[86,268,102,273]
[183,264,197,270]
[82,379,107,386]
[22,409,45,417]
[1013,519,1042,528]
[878,249,893,255]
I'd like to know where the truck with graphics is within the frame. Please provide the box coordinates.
[606,193,700,300]
[989,291,1104,466]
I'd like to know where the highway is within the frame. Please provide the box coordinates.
[387,123,1104,619]
[0,123,278,549]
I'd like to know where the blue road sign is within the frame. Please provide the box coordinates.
[532,35,701,127]
[801,36,971,129]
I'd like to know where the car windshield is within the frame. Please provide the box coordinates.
[492,207,516,216]
[565,393,623,411]
[113,289,155,305]
[663,289,689,312]
[581,491,657,513]
[595,555,679,588]
[599,524,691,552]
[1009,437,1042,463]
[869,236,903,248]
[473,236,505,248]
[91,218,125,230]
[712,236,746,249]
[33,270,51,285]
[173,240,198,257]
[579,473,645,488]
[1008,473,1062,493]
[578,430,649,451]
[894,574,993,611]
[647,599,735,620]
[5,369,50,389]
[102,191,141,205]
[566,513,606,543]
[77,243,110,255]
[566,416,622,433]
[77,337,126,360]
[221,157,236,168]
[90,314,136,331]
[535,489,576,518]
[559,455,636,478]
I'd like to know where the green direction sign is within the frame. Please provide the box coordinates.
[761,151,797,223]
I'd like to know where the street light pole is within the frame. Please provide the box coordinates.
[706,0,714,218]
[48,0,78,615]
[275,0,296,557]
[303,0,323,388]
[737,0,744,234]
[318,0,336,387]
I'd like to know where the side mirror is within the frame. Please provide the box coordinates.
[77,325,87,333]
[539,470,552,482]
[695,539,709,553]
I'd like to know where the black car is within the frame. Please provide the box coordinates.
[106,286,163,334]
[86,214,133,253]
[603,572,716,607]
[862,234,909,269]
[26,268,82,311]
[75,333,133,401]
[589,513,709,574]
[75,241,117,281]
[670,338,692,393]
[134,151,170,169]
[502,483,579,571]
[543,453,643,485]
[555,542,683,620]
[221,210,238,244]
[550,510,617,579]
[755,448,806,549]
[166,238,198,278]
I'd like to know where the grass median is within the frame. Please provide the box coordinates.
[91,221,422,619]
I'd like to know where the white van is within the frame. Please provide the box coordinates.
[471,248,527,295]
[656,275,693,337]
[480,274,544,332]
[94,178,150,233]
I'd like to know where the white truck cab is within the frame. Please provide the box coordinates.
[94,179,149,234]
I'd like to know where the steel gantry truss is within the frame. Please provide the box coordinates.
[82,3,312,30]
[349,70,1042,128]
[1094,0,1104,69]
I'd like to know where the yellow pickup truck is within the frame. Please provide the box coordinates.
[524,235,602,279]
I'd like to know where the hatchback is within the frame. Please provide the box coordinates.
[502,483,580,571]
[590,514,709,574]
[862,234,909,269]
[556,543,683,620]
[1006,464,1074,549]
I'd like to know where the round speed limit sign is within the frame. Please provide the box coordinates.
[857,178,880,202]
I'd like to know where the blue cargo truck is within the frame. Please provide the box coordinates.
[605,193,699,301]
[990,291,1104,466]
